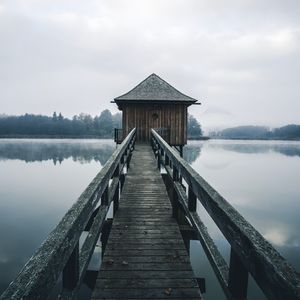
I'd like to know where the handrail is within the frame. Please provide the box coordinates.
[1,128,136,299]
[151,129,300,300]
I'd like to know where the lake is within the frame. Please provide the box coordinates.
[0,139,299,299]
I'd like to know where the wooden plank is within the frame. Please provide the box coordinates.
[105,244,186,251]
[102,256,190,264]
[93,287,201,299]
[97,270,196,279]
[99,262,193,271]
[105,249,187,257]
[108,233,181,239]
[96,278,198,289]
[92,144,201,300]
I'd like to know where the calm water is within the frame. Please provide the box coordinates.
[0,139,299,299]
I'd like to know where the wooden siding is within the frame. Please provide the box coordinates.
[121,104,188,145]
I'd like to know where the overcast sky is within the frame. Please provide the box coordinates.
[0,0,299,131]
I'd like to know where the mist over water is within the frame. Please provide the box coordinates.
[0,138,299,299]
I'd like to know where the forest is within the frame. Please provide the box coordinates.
[0,110,203,138]
[211,125,300,140]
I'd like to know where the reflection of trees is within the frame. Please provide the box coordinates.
[0,140,115,165]
[273,146,300,157]
[213,143,300,157]
[183,143,202,164]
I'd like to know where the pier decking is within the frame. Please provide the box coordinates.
[92,144,202,299]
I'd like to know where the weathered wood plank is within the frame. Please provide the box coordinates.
[108,233,181,239]
[97,278,198,289]
[97,270,196,279]
[105,243,186,251]
[106,238,184,245]
[99,262,193,271]
[102,256,190,264]
[92,144,201,300]
[105,249,187,257]
[93,287,201,299]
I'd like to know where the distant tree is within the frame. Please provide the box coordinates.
[58,112,63,121]
[187,114,202,138]
[217,126,270,139]
[112,112,122,129]
[52,112,57,121]
[97,109,113,137]
[272,125,300,140]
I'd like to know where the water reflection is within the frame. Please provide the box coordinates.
[185,140,300,160]
[0,139,115,164]
[183,143,202,164]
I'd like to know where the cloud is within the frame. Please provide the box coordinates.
[0,0,299,129]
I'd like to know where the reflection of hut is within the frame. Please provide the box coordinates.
[114,74,198,150]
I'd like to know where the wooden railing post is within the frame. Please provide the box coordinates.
[113,164,120,216]
[120,154,125,191]
[188,187,197,212]
[126,151,132,170]
[120,173,125,191]
[62,242,79,290]
[172,166,179,219]
[228,248,248,300]
[165,154,169,166]
[101,186,109,206]
[113,182,120,216]
[157,148,161,171]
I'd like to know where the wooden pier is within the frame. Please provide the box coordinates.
[1,128,300,300]
[92,144,201,299]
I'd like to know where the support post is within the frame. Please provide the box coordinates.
[165,154,169,166]
[113,181,120,216]
[101,219,113,258]
[228,248,248,300]
[188,186,197,212]
[126,148,132,170]
[113,164,120,216]
[62,242,79,290]
[179,145,183,158]
[157,149,161,171]
[120,173,125,191]
[101,186,108,206]
[172,166,179,219]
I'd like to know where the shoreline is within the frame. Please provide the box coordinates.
[0,135,299,141]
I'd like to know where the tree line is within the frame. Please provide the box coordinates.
[210,125,300,140]
[0,110,121,137]
[0,110,203,138]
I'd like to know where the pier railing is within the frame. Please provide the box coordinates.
[151,129,300,300]
[1,128,136,300]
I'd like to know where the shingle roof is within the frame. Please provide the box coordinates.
[114,73,198,103]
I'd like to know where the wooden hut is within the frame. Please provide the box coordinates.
[114,73,198,148]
